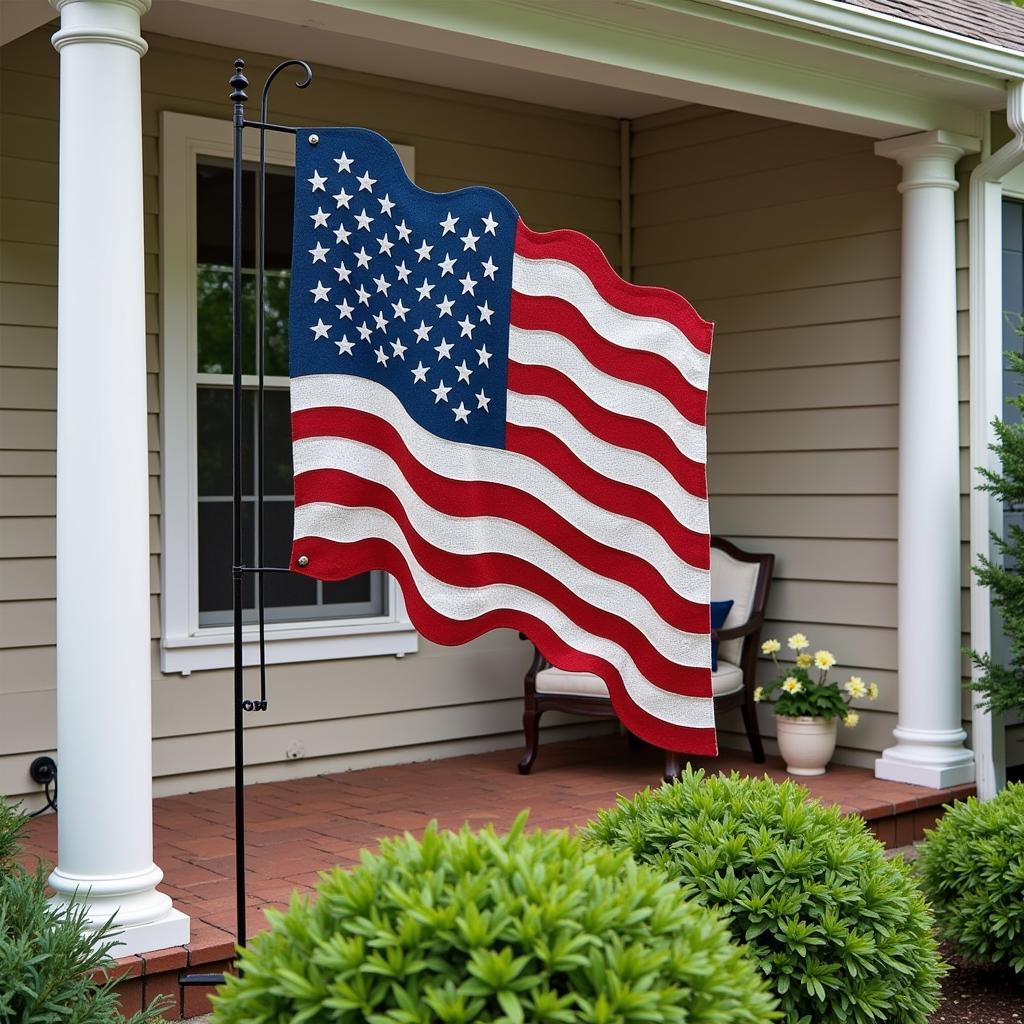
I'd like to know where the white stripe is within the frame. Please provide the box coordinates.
[511,253,710,391]
[291,375,711,593]
[506,392,707,528]
[294,441,707,662]
[294,502,716,728]
[509,325,706,465]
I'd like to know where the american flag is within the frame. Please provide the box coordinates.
[288,127,716,755]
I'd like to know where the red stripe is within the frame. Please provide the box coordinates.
[294,469,712,696]
[296,466,705,633]
[508,361,708,501]
[292,406,709,569]
[514,220,713,354]
[506,422,709,570]
[290,534,718,755]
[509,292,707,426]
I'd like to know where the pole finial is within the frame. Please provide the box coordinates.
[229,58,248,104]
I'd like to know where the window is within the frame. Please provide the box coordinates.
[160,113,418,673]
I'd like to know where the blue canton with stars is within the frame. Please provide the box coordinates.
[290,128,519,449]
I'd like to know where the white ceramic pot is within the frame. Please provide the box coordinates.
[774,715,838,776]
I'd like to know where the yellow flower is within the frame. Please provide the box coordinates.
[781,676,803,695]
[867,682,880,701]
[761,639,781,655]
[795,653,813,669]
[787,633,809,651]
[844,711,860,728]
[814,650,836,671]
[753,686,765,702]
[845,677,868,699]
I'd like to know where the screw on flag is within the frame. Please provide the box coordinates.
[288,128,717,755]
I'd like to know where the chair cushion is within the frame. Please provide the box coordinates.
[536,662,744,699]
[711,547,760,665]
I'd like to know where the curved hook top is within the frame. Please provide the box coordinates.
[260,59,313,124]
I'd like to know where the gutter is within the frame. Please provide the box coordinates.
[968,82,1024,799]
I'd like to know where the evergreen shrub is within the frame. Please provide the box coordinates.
[585,769,944,1024]
[918,783,1024,972]
[211,813,778,1024]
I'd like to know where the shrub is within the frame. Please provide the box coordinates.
[918,783,1024,972]
[584,769,944,1024]
[211,813,778,1024]
[0,798,26,872]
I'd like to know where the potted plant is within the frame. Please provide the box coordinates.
[754,632,879,775]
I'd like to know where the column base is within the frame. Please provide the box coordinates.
[99,907,190,957]
[874,726,976,789]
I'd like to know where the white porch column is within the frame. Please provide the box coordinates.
[874,130,978,789]
[50,0,189,953]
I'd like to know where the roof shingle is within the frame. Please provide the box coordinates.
[841,0,1024,52]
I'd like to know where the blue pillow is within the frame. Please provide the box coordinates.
[710,599,734,672]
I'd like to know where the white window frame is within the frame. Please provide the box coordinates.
[159,112,418,673]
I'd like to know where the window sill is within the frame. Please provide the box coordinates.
[160,620,419,675]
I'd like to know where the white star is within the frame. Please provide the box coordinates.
[459,273,478,296]
[310,206,330,229]
[334,152,353,173]
[373,311,389,332]
[476,344,492,367]
[432,380,451,404]
[307,170,327,192]
[377,194,395,216]
[309,241,329,263]
[411,362,429,383]
[310,318,330,339]
[336,299,354,320]
[482,211,498,235]
[373,274,391,296]
[439,211,459,235]
[415,278,435,301]
[477,301,494,324]
[377,234,394,256]
[354,208,374,231]
[438,253,457,276]
[434,338,454,361]
[333,187,353,209]
[415,240,433,262]
[395,220,412,242]
[413,321,432,343]
[357,170,377,192]
[390,338,408,360]
[335,335,355,356]
[481,256,498,280]
[355,284,371,305]
[458,315,476,339]
[455,360,473,383]
[310,280,330,302]
[453,402,471,424]
[391,299,409,321]
[354,247,372,269]
[357,322,373,342]
[334,262,351,283]
[475,389,491,412]
[460,229,480,252]
[333,223,351,245]
[436,295,455,318]
[375,346,389,366]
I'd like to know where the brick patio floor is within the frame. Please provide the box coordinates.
[20,735,974,1019]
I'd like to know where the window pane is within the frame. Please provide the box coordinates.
[198,500,254,619]
[197,267,258,376]
[265,168,294,271]
[196,162,254,267]
[263,389,294,494]
[197,386,252,496]
[323,576,373,604]
[264,271,291,377]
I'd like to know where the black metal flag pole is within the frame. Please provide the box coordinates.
[180,55,312,992]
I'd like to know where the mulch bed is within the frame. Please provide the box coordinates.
[930,943,1023,1022]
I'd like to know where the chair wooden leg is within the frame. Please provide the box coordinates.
[663,750,681,782]
[518,705,541,774]
[741,698,766,764]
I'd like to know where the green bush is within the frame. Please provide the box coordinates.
[0,799,167,1024]
[585,770,944,1024]
[918,783,1024,972]
[212,813,778,1024]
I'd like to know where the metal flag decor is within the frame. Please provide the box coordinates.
[288,127,717,755]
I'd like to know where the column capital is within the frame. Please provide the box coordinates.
[50,0,151,56]
[875,130,981,193]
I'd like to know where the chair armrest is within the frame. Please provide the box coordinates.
[713,616,764,643]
